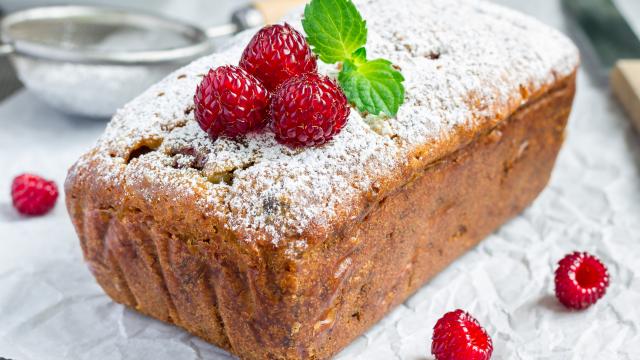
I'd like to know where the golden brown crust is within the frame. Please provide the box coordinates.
[66,72,576,359]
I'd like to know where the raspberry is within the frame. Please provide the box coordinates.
[11,174,59,216]
[431,309,493,360]
[555,251,609,310]
[194,65,269,139]
[271,74,350,148]
[239,23,317,91]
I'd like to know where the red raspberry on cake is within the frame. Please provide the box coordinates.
[431,309,493,360]
[239,23,317,91]
[554,251,609,310]
[271,73,350,148]
[11,173,59,216]
[194,65,269,139]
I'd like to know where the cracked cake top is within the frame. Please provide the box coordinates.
[69,0,579,246]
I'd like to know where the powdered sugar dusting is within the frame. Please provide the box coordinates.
[74,0,579,246]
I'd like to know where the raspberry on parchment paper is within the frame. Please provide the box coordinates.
[555,251,609,310]
[431,309,493,360]
[11,173,58,216]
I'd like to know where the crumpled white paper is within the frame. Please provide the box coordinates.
[1,1,640,359]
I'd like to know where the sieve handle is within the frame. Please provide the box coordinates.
[0,41,14,56]
[252,0,307,24]
[207,0,307,38]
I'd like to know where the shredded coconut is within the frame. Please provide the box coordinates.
[74,0,579,246]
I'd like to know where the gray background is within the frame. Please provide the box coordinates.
[1,1,640,359]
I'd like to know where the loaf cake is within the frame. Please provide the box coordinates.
[65,0,579,358]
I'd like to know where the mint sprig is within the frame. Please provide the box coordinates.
[339,49,405,116]
[302,0,367,64]
[302,0,405,117]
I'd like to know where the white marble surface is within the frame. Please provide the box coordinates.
[1,0,640,359]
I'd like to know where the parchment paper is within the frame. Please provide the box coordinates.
[1,0,640,359]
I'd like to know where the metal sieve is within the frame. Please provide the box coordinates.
[0,1,301,118]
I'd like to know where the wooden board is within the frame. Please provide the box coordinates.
[611,59,640,132]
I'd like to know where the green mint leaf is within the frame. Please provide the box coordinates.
[351,47,367,64]
[302,0,367,64]
[302,0,406,116]
[338,53,405,116]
